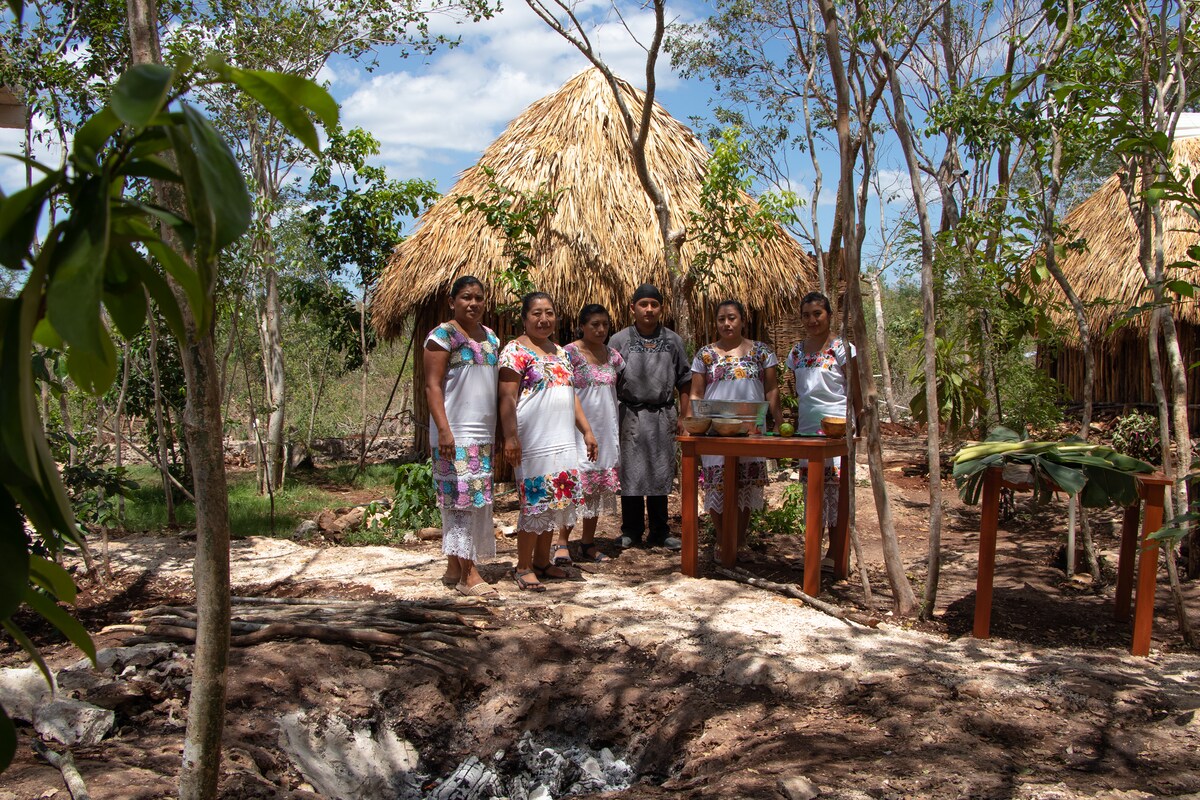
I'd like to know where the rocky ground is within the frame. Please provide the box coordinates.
[2,437,1199,800]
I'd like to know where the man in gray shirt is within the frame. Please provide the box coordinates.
[610,284,692,549]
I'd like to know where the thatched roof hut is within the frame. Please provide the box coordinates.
[1040,135,1200,424]
[374,68,817,453]
[373,68,816,338]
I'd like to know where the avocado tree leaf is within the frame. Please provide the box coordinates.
[110,64,174,129]
[23,585,95,664]
[224,66,338,153]
[181,103,251,252]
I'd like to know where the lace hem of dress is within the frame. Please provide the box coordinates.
[702,485,765,513]
[517,505,578,534]
[579,490,619,519]
[440,506,496,561]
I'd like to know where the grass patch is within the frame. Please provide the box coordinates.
[119,462,400,538]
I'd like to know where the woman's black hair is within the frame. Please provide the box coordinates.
[715,298,748,320]
[576,303,610,337]
[800,291,832,315]
[450,274,485,298]
[520,291,554,318]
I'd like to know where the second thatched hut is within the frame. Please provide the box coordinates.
[373,68,818,452]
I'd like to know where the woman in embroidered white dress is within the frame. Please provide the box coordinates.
[555,304,624,564]
[785,291,862,551]
[690,300,782,558]
[499,293,599,592]
[424,275,500,597]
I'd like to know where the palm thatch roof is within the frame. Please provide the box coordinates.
[372,68,816,338]
[1043,136,1200,337]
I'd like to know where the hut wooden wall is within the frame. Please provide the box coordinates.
[1042,323,1200,430]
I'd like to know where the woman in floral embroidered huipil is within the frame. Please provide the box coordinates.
[499,293,598,592]
[556,304,625,563]
[690,300,782,558]
[785,291,860,537]
[424,276,500,597]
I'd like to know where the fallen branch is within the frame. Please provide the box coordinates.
[715,567,880,629]
[33,742,91,800]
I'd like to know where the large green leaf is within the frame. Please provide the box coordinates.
[225,66,338,153]
[1,619,51,686]
[0,174,55,269]
[111,64,174,129]
[144,239,203,321]
[181,103,251,252]
[103,282,147,341]
[23,585,95,664]
[72,107,122,169]
[28,556,77,604]
[0,487,29,620]
[121,246,186,341]
[1034,457,1087,496]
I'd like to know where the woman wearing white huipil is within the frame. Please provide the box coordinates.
[424,275,500,598]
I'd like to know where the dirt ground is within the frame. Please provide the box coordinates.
[3,435,1200,800]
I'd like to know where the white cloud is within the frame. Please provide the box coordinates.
[336,1,694,187]
[0,112,68,194]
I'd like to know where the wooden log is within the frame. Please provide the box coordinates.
[714,567,880,628]
[33,742,91,800]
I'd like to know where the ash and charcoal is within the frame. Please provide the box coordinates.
[430,732,634,799]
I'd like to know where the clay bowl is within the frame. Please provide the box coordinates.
[680,416,712,435]
[711,419,752,437]
[821,416,847,437]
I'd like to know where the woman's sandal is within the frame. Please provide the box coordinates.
[552,543,573,566]
[532,562,570,581]
[578,542,610,562]
[456,581,499,598]
[512,569,545,592]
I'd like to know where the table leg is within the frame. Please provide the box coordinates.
[721,455,739,568]
[1114,503,1140,622]
[972,467,1002,639]
[833,453,851,579]
[680,444,699,578]
[804,457,825,596]
[1132,483,1165,656]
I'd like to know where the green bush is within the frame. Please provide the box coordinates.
[750,483,806,538]
[1111,411,1161,464]
[389,462,440,529]
[998,355,1064,434]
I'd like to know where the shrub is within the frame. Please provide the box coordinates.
[389,462,440,529]
[750,483,806,538]
[1111,411,1161,464]
[997,355,1064,434]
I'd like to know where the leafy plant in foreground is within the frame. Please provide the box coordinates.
[390,462,440,530]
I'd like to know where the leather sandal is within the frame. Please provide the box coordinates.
[512,569,545,592]
[552,543,573,566]
[532,562,569,581]
[578,542,610,562]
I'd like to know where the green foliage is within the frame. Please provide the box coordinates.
[454,166,563,312]
[0,47,336,771]
[687,127,800,288]
[750,483,806,538]
[1111,411,1162,465]
[997,354,1064,434]
[909,335,987,435]
[389,462,440,530]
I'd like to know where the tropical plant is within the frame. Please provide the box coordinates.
[1110,410,1162,465]
[909,335,987,435]
[750,483,806,538]
[389,462,440,530]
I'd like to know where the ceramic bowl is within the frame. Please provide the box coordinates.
[711,419,752,437]
[680,416,712,435]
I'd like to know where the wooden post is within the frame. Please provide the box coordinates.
[1114,503,1140,622]
[680,440,699,577]
[1132,482,1165,656]
[972,467,1003,639]
[804,455,825,596]
[834,452,851,579]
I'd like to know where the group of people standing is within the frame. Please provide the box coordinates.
[424,276,857,597]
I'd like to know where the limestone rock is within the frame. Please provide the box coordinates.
[429,756,503,800]
[278,712,421,800]
[0,665,53,722]
[780,774,820,800]
[33,698,114,746]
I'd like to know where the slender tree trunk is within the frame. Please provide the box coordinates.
[147,309,177,526]
[127,5,232,798]
[354,288,372,478]
[818,0,915,614]
[259,264,286,490]
[865,270,899,423]
[115,341,131,521]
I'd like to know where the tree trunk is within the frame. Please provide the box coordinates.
[58,390,76,468]
[354,287,371,478]
[259,265,286,490]
[115,341,131,521]
[818,0,916,614]
[865,270,899,423]
[147,309,176,526]
[126,4,232,798]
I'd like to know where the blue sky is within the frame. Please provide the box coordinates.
[0,1,915,274]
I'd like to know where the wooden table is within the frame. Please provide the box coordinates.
[678,433,850,595]
[972,466,1172,656]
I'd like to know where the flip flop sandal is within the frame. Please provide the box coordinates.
[512,569,546,592]
[441,574,459,587]
[532,562,569,581]
[456,581,499,598]
[552,543,573,566]
[579,543,610,563]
